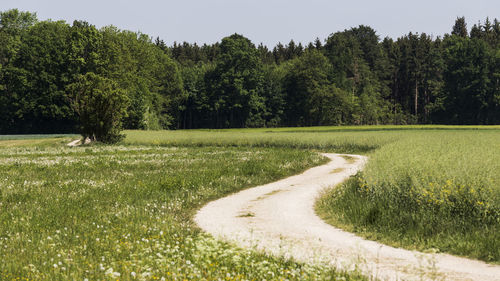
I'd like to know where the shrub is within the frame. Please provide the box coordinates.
[68,72,129,143]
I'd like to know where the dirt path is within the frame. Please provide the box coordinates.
[194,153,500,281]
[67,139,81,146]
[67,138,90,147]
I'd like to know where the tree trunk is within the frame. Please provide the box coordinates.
[414,80,419,118]
[424,88,429,123]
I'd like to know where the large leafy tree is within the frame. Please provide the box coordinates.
[284,49,349,126]
[345,25,384,72]
[323,27,394,125]
[97,26,183,130]
[283,49,330,126]
[0,9,37,133]
[68,20,102,77]
[6,20,75,133]
[205,34,264,128]
[0,9,36,70]
[324,31,364,90]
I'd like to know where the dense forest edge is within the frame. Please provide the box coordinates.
[0,9,499,135]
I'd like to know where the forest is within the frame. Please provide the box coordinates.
[0,9,499,134]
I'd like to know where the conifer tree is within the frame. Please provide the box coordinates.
[452,17,468,38]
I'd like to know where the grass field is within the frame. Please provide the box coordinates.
[1,125,499,280]
[0,139,364,280]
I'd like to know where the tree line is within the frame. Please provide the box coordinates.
[0,9,499,136]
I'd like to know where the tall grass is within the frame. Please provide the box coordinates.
[317,130,500,262]
[0,141,364,280]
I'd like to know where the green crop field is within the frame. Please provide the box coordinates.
[0,126,499,280]
[316,130,500,262]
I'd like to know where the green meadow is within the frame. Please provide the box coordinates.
[0,125,499,280]
[0,139,361,280]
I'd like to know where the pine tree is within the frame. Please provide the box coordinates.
[314,37,322,49]
[470,23,482,39]
[452,17,468,38]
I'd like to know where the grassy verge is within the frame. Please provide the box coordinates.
[0,139,365,280]
[317,130,500,263]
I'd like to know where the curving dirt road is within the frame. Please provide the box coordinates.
[194,153,500,281]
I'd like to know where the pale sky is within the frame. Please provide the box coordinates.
[1,0,499,47]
